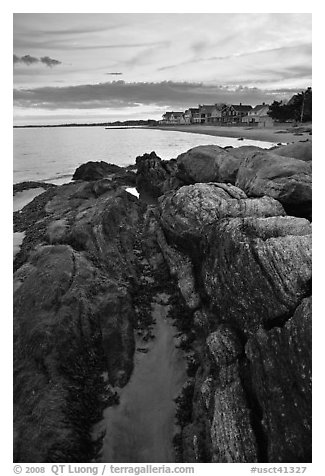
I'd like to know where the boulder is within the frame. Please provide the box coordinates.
[245,296,312,462]
[176,145,242,185]
[136,151,182,199]
[202,216,312,334]
[72,161,122,181]
[159,183,285,246]
[235,150,312,219]
[272,141,312,162]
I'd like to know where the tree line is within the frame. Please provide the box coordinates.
[267,87,312,123]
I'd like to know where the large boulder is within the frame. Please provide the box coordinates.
[235,150,312,219]
[202,216,312,334]
[245,296,312,462]
[272,141,312,162]
[176,145,242,185]
[136,151,182,199]
[159,183,285,246]
[73,161,122,181]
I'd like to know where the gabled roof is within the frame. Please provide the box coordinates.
[232,104,253,112]
[199,104,215,113]
[163,111,183,118]
[248,105,270,116]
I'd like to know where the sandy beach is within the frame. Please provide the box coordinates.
[146,124,312,145]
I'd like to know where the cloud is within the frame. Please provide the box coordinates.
[106,72,123,76]
[13,54,62,67]
[158,43,311,72]
[40,56,62,67]
[13,80,305,111]
[14,54,39,65]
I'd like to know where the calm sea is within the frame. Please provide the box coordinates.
[13,126,276,185]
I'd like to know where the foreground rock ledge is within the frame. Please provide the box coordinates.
[13,143,312,463]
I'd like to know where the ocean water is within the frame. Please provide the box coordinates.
[13,126,276,185]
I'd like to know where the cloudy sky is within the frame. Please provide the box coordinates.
[13,13,312,125]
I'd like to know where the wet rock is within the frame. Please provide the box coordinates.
[72,161,122,181]
[176,145,242,185]
[202,216,312,334]
[13,244,134,462]
[235,150,312,219]
[245,296,312,462]
[13,177,144,462]
[14,181,56,194]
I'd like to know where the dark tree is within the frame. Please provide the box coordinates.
[268,88,312,123]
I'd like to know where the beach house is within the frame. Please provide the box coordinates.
[208,104,227,124]
[222,104,253,124]
[241,103,274,127]
[160,111,184,125]
[184,108,200,124]
[198,105,215,124]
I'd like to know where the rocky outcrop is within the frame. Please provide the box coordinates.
[13,144,312,464]
[235,150,312,219]
[136,152,182,199]
[159,183,285,246]
[13,181,56,194]
[202,216,311,334]
[72,161,122,181]
[272,141,312,162]
[176,145,242,185]
[147,152,312,463]
[14,245,127,462]
[246,296,312,462]
[13,174,144,462]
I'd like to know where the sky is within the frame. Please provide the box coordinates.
[13,13,312,125]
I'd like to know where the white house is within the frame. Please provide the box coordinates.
[242,104,274,127]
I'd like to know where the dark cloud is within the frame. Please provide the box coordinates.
[14,54,39,65]
[13,80,304,111]
[40,56,62,67]
[13,54,62,67]
[106,72,123,76]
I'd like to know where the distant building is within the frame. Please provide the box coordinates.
[208,104,227,124]
[179,114,187,125]
[242,103,274,127]
[160,111,184,125]
[184,108,200,124]
[198,105,215,124]
[222,104,253,124]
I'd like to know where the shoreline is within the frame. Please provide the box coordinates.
[144,124,312,145]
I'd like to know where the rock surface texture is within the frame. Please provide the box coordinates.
[13,141,312,463]
[235,150,312,219]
